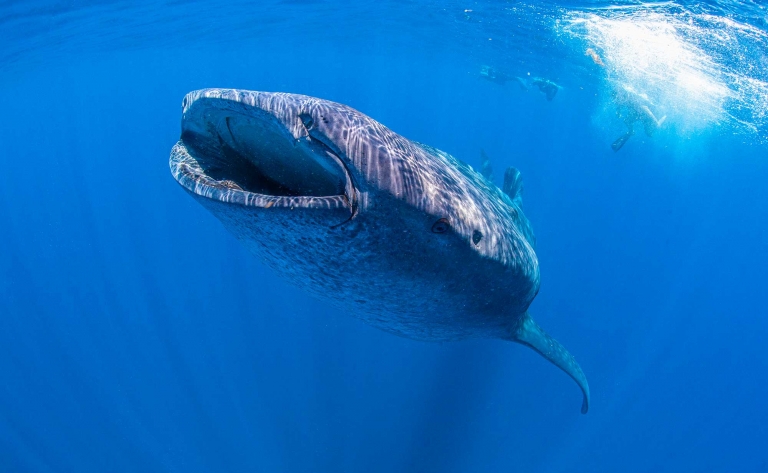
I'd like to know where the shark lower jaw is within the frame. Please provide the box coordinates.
[169,98,353,211]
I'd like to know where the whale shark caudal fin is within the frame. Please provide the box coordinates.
[502,167,523,206]
[508,312,591,414]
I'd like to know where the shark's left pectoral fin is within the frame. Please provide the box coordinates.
[502,167,523,206]
[508,312,590,414]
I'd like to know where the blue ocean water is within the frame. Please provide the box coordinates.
[1,0,767,471]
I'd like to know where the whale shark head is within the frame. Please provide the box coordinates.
[171,89,538,286]
[170,89,589,413]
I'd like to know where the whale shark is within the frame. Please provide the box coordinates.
[169,89,590,413]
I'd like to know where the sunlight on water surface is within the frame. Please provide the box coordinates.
[561,2,768,140]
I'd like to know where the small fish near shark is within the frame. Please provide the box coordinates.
[169,89,590,413]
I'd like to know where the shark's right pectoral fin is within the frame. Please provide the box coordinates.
[507,312,591,414]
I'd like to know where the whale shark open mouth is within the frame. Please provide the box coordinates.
[170,95,354,213]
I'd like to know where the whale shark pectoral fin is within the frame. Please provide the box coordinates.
[508,312,591,414]
[502,167,523,206]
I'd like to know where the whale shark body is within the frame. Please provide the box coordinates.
[169,89,590,413]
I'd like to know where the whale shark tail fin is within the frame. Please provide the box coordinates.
[508,312,590,414]
[502,167,523,206]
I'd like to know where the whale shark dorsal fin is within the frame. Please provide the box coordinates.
[503,167,523,206]
[508,312,591,414]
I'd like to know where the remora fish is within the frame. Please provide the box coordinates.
[169,89,590,413]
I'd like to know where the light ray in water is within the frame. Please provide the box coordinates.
[560,2,768,141]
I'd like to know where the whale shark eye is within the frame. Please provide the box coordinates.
[431,218,450,234]
[472,230,483,245]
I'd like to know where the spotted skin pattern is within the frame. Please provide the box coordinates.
[170,89,590,413]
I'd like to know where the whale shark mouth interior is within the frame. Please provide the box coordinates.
[180,107,348,199]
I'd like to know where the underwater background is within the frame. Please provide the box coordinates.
[1,0,767,471]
